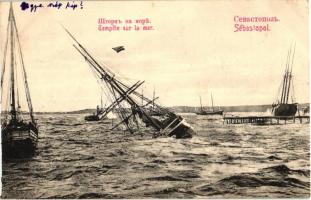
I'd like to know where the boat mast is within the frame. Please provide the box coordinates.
[12,3,36,124]
[152,86,155,110]
[199,95,203,111]
[141,87,144,106]
[285,43,295,104]
[280,70,286,104]
[9,3,17,122]
[100,92,103,109]
[211,93,214,112]
[281,47,291,104]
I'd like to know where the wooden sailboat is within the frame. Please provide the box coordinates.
[272,44,298,116]
[196,93,224,115]
[1,3,38,158]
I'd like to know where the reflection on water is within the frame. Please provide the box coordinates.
[2,113,310,198]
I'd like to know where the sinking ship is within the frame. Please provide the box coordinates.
[64,27,195,138]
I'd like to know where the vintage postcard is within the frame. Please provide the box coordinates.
[0,0,309,198]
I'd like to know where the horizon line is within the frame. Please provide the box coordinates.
[5,102,308,113]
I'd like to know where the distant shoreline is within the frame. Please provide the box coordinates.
[28,103,309,114]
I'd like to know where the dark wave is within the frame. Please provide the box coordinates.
[193,165,310,198]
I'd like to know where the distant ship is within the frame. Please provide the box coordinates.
[1,3,38,158]
[85,106,105,121]
[196,93,223,115]
[85,95,108,121]
[302,106,309,115]
[272,44,298,117]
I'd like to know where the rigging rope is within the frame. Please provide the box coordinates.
[13,10,36,124]
[85,54,131,130]
[14,44,21,122]
[1,16,10,93]
[291,77,296,103]
[274,77,283,104]
[82,51,131,124]
[87,59,117,114]
[1,11,11,122]
[109,82,131,131]
[68,31,162,131]
[3,76,11,122]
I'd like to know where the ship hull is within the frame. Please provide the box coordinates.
[272,103,297,116]
[85,115,100,121]
[165,117,195,139]
[196,110,224,115]
[169,122,195,139]
[151,115,195,139]
[2,122,38,158]
[146,110,163,116]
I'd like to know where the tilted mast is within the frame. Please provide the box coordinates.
[64,27,163,131]
[100,92,103,109]
[152,86,155,110]
[141,88,144,106]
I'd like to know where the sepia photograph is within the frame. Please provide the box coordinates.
[0,0,309,198]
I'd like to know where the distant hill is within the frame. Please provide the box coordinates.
[170,105,273,113]
[170,103,309,113]
[34,109,95,115]
[30,103,309,114]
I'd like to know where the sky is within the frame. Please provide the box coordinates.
[0,0,309,112]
